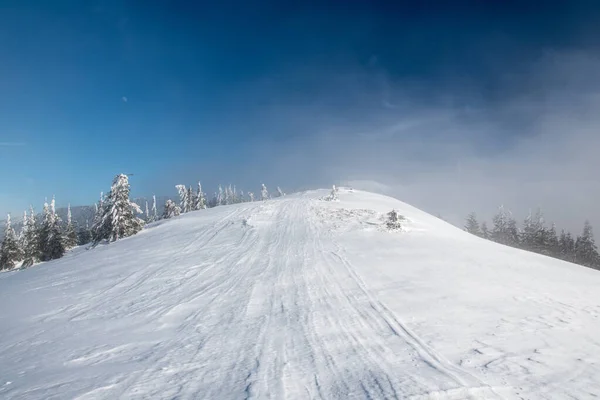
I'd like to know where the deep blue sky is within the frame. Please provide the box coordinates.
[1,1,600,221]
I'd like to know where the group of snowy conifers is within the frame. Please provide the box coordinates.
[465,207,600,269]
[0,198,78,270]
[0,174,285,271]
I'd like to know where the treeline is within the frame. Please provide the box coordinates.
[465,207,599,269]
[0,174,284,271]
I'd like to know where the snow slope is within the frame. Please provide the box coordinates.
[1,188,600,399]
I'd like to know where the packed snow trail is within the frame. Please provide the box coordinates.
[2,189,600,399]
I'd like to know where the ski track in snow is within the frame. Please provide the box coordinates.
[1,189,600,399]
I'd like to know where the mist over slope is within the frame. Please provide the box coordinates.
[1,188,599,399]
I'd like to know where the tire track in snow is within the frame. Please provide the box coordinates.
[323,221,504,399]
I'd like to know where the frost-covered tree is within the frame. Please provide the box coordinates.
[36,199,65,261]
[225,185,233,205]
[217,185,224,206]
[575,220,599,268]
[233,185,239,203]
[151,195,158,222]
[19,211,27,250]
[545,223,559,257]
[276,187,285,197]
[464,212,481,236]
[162,199,181,219]
[239,190,245,203]
[45,197,66,260]
[92,174,144,243]
[0,214,22,270]
[176,184,192,213]
[77,220,92,246]
[521,208,546,253]
[37,201,51,260]
[505,216,520,247]
[261,184,269,201]
[480,221,490,239]
[91,192,104,243]
[386,209,403,230]
[195,182,207,210]
[559,230,576,262]
[21,206,39,267]
[188,186,196,211]
[491,206,519,247]
[145,201,150,221]
[491,206,507,244]
[64,204,78,250]
[248,192,255,202]
[325,185,338,201]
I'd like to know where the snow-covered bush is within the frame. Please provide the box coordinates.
[324,185,339,201]
[162,199,181,219]
[385,209,403,231]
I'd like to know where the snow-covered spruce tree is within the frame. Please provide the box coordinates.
[176,184,192,213]
[145,201,150,222]
[45,197,66,260]
[225,185,233,205]
[162,199,181,219]
[21,206,39,267]
[208,192,217,208]
[559,230,576,262]
[64,204,78,250]
[188,186,196,210]
[545,223,559,257]
[491,205,518,247]
[217,185,224,206]
[77,220,92,246]
[37,201,51,260]
[505,216,520,247]
[239,190,245,203]
[0,214,22,270]
[276,187,285,197]
[464,212,481,236]
[575,220,599,268]
[91,192,104,243]
[92,174,144,243]
[386,209,403,230]
[261,184,269,201]
[480,221,490,239]
[151,195,158,222]
[19,211,27,251]
[248,192,255,202]
[325,185,338,201]
[521,208,546,253]
[195,182,207,210]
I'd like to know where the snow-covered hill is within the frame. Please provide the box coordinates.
[1,188,599,399]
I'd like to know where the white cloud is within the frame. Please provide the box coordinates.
[257,51,600,233]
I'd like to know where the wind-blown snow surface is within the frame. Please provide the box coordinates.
[1,189,600,399]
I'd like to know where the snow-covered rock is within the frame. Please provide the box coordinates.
[1,188,600,399]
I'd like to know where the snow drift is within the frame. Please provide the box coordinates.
[1,188,599,399]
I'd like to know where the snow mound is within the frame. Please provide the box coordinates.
[1,188,600,399]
